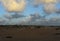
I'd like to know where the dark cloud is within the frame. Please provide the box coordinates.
[8,13,42,25]
[55,9,60,14]
[4,13,12,20]
[4,13,25,20]
[3,13,60,26]
[1,13,60,26]
[0,18,8,25]
[11,13,25,18]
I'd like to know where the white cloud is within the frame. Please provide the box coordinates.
[1,0,26,12]
[33,0,57,14]
[43,0,57,4]
[43,4,56,14]
[33,0,57,6]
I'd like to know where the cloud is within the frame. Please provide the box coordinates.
[0,18,8,25]
[4,13,26,20]
[43,4,56,14]
[3,13,53,25]
[0,19,5,24]
[4,16,31,25]
[57,0,60,3]
[49,16,60,21]
[20,13,43,25]
[1,13,60,26]
[0,0,60,25]
[20,14,60,26]
[33,0,57,6]
[1,0,26,12]
[11,14,25,18]
[3,13,26,25]
[43,0,57,4]
[4,13,12,19]
[3,13,41,25]
[33,0,57,14]
[55,9,60,13]
[33,0,43,6]
[47,19,60,26]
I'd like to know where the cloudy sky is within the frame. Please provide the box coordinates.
[0,0,60,25]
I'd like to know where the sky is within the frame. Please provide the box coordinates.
[0,0,60,25]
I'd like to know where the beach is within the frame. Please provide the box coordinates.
[0,26,60,41]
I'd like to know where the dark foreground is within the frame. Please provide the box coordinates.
[0,25,60,41]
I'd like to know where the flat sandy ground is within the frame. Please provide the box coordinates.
[0,27,60,41]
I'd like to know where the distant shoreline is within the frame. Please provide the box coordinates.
[0,25,60,28]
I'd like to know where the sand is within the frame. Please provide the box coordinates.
[0,26,60,41]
